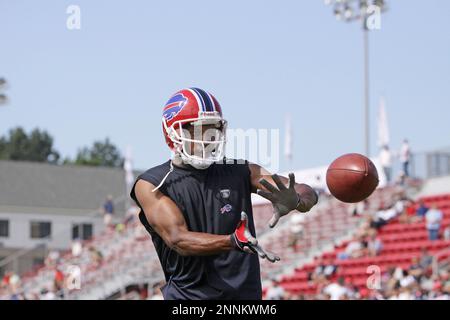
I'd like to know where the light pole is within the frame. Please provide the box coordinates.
[324,0,387,157]
[0,78,8,106]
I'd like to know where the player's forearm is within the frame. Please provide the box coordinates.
[294,184,318,212]
[169,231,234,256]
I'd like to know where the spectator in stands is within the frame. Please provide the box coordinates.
[419,248,434,270]
[356,216,377,239]
[387,288,400,300]
[45,250,60,267]
[343,279,357,300]
[8,290,25,300]
[115,222,126,234]
[394,196,412,217]
[397,286,414,300]
[444,225,450,241]
[408,257,424,280]
[398,199,417,224]
[416,200,429,219]
[313,175,326,198]
[289,292,305,300]
[441,273,450,296]
[370,204,396,230]
[380,145,393,184]
[425,205,443,241]
[323,277,349,300]
[383,266,399,294]
[367,233,383,257]
[367,289,384,300]
[265,279,286,300]
[102,195,114,227]
[374,197,408,228]
[23,291,40,300]
[349,200,369,217]
[54,267,65,299]
[360,239,370,258]
[400,139,411,177]
[389,270,416,300]
[311,257,337,284]
[40,288,56,300]
[288,212,305,252]
[394,171,407,187]
[419,269,435,294]
[1,271,13,289]
[310,258,324,284]
[88,246,104,268]
[323,258,338,279]
[337,235,365,259]
[5,272,21,299]
[124,204,140,226]
[71,238,83,257]
[149,285,164,300]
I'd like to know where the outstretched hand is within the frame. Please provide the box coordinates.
[232,212,280,263]
[257,173,300,228]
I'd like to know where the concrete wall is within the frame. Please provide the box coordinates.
[416,175,450,198]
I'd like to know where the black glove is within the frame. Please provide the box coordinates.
[231,212,280,263]
[257,173,302,228]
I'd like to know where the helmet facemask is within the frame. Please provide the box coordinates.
[164,113,227,169]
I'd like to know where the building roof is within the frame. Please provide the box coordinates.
[0,160,142,216]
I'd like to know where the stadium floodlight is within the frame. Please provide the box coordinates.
[0,77,8,106]
[324,0,388,157]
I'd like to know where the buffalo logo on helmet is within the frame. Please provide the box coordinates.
[163,93,188,121]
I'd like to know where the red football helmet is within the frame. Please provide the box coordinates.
[162,88,227,169]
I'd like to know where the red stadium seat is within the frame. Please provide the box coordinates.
[273,192,450,297]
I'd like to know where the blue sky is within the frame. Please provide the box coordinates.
[1,0,449,171]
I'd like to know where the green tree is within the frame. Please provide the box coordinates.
[72,138,123,168]
[0,127,60,163]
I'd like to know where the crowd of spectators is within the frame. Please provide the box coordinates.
[0,203,143,300]
[265,193,450,300]
[2,188,448,301]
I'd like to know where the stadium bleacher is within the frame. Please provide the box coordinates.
[271,193,450,299]
[2,184,450,300]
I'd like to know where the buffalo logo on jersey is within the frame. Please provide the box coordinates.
[163,93,188,121]
[220,204,233,214]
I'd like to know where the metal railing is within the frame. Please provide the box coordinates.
[410,149,450,180]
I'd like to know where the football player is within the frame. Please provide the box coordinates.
[130,88,318,300]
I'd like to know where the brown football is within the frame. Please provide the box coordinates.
[326,153,379,203]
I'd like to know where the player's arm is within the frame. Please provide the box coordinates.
[135,179,233,256]
[134,179,279,262]
[249,163,318,228]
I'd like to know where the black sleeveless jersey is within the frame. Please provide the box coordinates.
[129,159,262,300]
